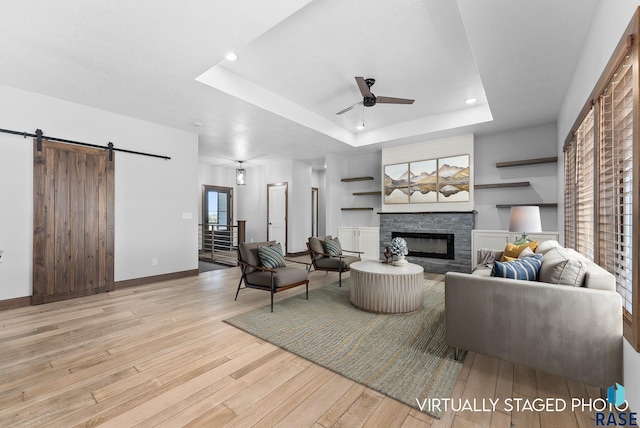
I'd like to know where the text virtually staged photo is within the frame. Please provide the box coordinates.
[1,1,640,427]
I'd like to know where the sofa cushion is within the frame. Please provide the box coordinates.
[501,241,538,261]
[565,249,616,291]
[518,247,536,258]
[257,243,286,269]
[539,247,587,286]
[491,254,543,280]
[535,239,562,255]
[323,237,343,256]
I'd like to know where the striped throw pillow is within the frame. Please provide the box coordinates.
[491,254,543,281]
[323,237,342,256]
[257,244,286,269]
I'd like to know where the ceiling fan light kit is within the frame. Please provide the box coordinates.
[336,76,415,115]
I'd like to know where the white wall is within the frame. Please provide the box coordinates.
[0,84,198,299]
[381,134,474,213]
[289,161,312,252]
[557,1,639,412]
[474,123,558,231]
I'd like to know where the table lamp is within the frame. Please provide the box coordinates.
[509,206,542,245]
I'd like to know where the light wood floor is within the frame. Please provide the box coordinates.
[0,261,605,427]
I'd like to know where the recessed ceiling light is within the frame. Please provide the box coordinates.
[356,124,365,130]
[465,98,477,105]
[191,121,203,127]
[225,52,238,61]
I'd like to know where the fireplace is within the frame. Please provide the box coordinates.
[379,212,475,274]
[392,232,455,260]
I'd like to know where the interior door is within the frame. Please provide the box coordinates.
[33,140,114,304]
[267,183,288,253]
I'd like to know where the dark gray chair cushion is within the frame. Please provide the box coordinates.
[245,267,309,288]
[315,255,360,270]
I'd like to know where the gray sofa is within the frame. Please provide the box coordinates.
[445,240,622,389]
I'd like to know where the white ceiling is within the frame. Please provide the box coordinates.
[0,0,599,169]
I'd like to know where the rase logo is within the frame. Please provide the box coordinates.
[609,383,626,408]
[595,383,637,426]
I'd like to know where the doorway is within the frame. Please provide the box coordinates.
[33,140,114,304]
[267,182,288,253]
[202,185,233,251]
[311,187,319,237]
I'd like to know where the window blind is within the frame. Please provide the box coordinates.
[564,141,576,250]
[575,109,595,260]
[598,53,634,315]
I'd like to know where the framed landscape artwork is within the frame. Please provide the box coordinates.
[409,159,438,203]
[384,163,410,204]
[437,155,470,202]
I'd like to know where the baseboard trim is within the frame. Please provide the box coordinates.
[0,270,200,311]
[0,296,31,311]
[115,269,199,289]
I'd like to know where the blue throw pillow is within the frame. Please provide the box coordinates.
[257,244,286,269]
[491,254,543,281]
[323,237,343,256]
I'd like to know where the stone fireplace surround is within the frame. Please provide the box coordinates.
[379,212,476,274]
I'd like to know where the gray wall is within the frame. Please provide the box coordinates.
[474,123,558,231]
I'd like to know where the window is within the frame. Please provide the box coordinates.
[204,186,232,226]
[598,52,634,317]
[203,185,233,251]
[575,109,595,261]
[563,13,638,349]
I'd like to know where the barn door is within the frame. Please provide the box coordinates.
[33,140,114,304]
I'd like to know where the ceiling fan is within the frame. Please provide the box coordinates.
[336,76,415,115]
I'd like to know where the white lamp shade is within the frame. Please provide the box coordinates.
[508,206,542,233]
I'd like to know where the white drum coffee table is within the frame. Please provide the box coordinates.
[349,261,424,314]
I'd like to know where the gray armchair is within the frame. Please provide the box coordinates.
[235,241,309,312]
[306,236,361,287]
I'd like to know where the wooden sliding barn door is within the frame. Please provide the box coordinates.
[33,140,114,304]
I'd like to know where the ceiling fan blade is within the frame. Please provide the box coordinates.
[336,101,363,115]
[376,96,415,104]
[355,77,373,98]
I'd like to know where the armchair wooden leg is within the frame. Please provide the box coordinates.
[338,267,342,287]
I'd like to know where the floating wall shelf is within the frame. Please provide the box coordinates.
[475,181,530,189]
[341,176,374,182]
[341,207,375,211]
[496,203,558,208]
[353,191,382,196]
[495,156,558,168]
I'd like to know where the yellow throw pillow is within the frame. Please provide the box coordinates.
[500,241,538,262]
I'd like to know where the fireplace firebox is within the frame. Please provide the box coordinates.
[391,232,455,260]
